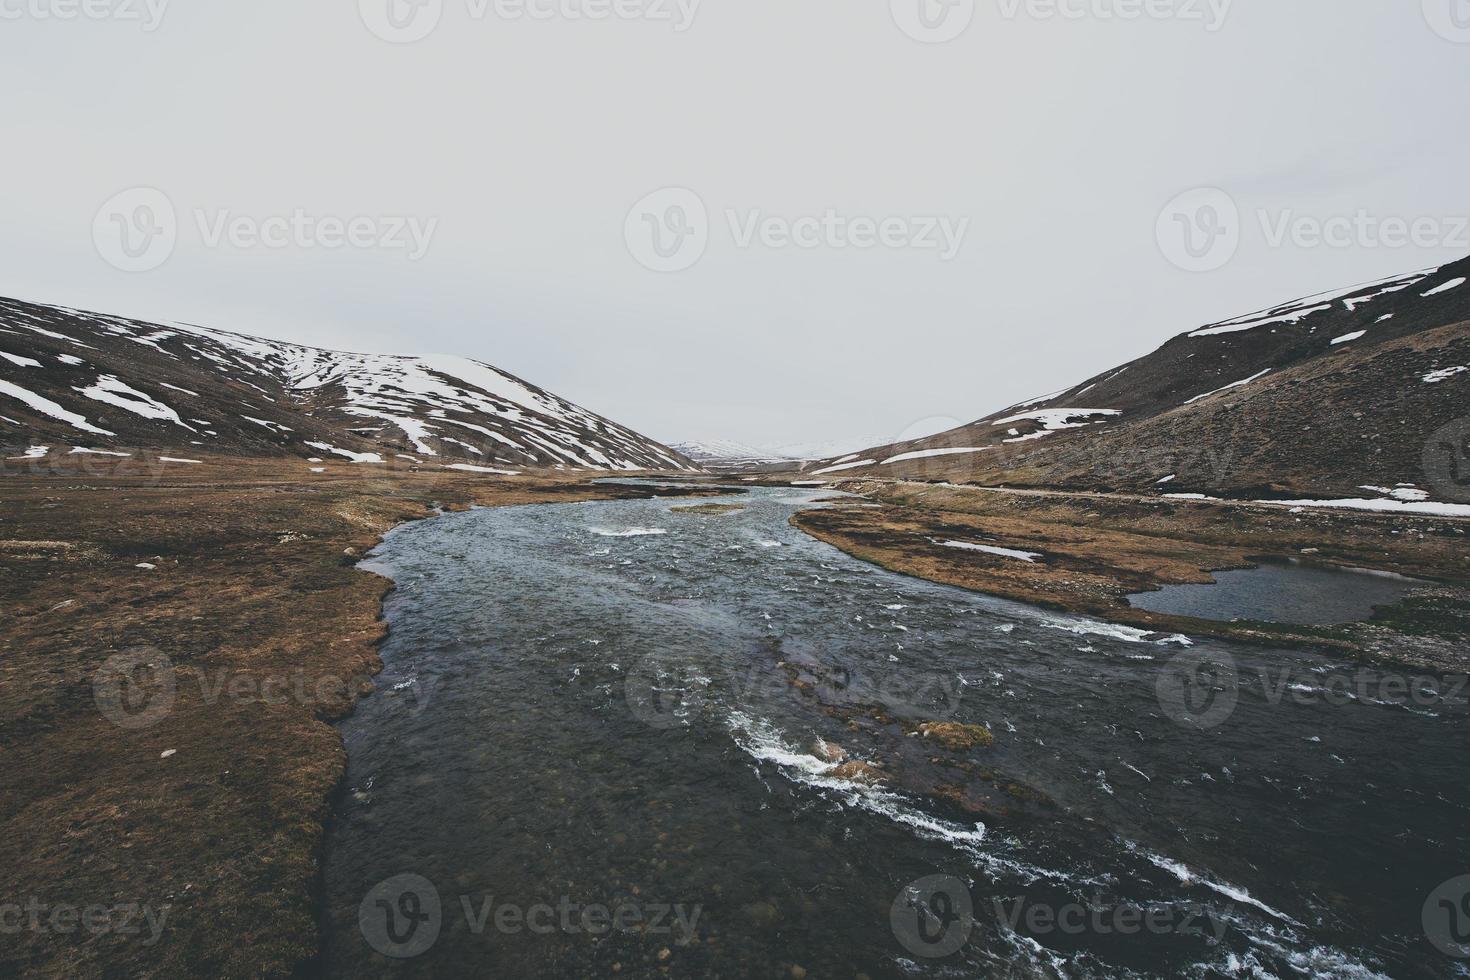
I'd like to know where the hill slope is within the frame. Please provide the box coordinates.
[806,256,1470,501]
[0,295,695,472]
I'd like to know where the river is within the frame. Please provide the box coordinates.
[320,484,1470,978]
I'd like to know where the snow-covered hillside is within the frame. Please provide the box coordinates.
[0,296,695,472]
[798,255,1470,499]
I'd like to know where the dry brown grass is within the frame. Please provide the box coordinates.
[0,456,705,979]
[792,480,1470,665]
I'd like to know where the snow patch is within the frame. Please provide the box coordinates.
[1184,369,1271,405]
[811,459,876,475]
[881,447,990,465]
[1422,277,1466,297]
[0,380,113,435]
[443,463,521,475]
[1262,496,1470,518]
[936,539,1040,562]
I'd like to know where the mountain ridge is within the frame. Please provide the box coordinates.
[0,295,696,473]
[797,255,1470,500]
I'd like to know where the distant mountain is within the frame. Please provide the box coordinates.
[0,296,696,472]
[670,436,891,470]
[669,439,790,464]
[802,256,1470,499]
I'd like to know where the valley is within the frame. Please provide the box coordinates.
[2,256,1469,978]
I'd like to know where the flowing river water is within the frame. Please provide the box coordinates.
[321,484,1470,978]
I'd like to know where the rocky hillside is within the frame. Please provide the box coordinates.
[803,256,1470,503]
[0,295,695,472]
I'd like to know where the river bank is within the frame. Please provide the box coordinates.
[0,456,714,979]
[788,479,1470,672]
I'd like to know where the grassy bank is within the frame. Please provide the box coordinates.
[790,480,1470,672]
[0,457,709,978]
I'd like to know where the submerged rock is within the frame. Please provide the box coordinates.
[828,760,886,785]
[916,722,994,751]
[812,738,847,763]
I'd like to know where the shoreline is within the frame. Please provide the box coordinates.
[785,479,1470,674]
[0,458,723,979]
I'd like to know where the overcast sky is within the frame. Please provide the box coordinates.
[2,1,1467,451]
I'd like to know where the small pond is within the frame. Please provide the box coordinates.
[1126,558,1427,625]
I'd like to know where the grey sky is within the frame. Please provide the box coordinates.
[2,1,1467,451]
